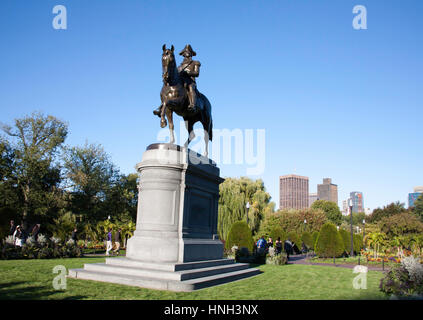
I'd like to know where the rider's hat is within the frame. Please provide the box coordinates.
[179,44,196,57]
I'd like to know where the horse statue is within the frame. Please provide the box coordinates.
[153,44,213,157]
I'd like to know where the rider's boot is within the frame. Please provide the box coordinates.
[187,90,197,112]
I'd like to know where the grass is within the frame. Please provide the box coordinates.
[0,257,388,300]
[309,256,397,268]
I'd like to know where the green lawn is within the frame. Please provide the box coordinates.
[309,256,397,268]
[0,257,388,300]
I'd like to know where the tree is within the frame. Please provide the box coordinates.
[64,142,119,222]
[366,232,386,259]
[368,201,407,223]
[103,173,138,221]
[315,223,344,258]
[257,208,327,241]
[1,112,68,227]
[301,231,313,249]
[218,177,274,242]
[225,221,254,252]
[311,200,342,225]
[413,194,423,221]
[378,212,423,238]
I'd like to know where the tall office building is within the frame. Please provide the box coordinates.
[317,178,338,205]
[342,200,349,216]
[309,193,319,207]
[408,186,423,208]
[350,191,364,213]
[279,174,309,210]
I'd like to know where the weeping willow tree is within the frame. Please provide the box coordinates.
[218,177,275,242]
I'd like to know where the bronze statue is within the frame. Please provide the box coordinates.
[153,44,213,157]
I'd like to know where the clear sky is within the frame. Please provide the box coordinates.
[1,0,422,211]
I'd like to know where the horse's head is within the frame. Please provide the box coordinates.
[162,44,175,83]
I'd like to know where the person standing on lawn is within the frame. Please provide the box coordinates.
[71,228,78,242]
[114,228,122,256]
[256,236,267,255]
[284,238,293,261]
[106,228,113,256]
[275,237,282,254]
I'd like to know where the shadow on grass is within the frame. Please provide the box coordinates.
[0,281,87,300]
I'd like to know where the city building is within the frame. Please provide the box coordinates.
[342,200,349,216]
[317,178,338,205]
[279,174,309,210]
[309,193,319,207]
[364,208,372,215]
[408,186,423,208]
[350,191,364,213]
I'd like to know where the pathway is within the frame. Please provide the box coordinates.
[287,254,389,272]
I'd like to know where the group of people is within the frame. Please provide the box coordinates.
[8,220,122,257]
[106,228,122,256]
[9,220,40,247]
[255,236,296,260]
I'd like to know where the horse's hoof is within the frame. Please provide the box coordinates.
[160,120,167,128]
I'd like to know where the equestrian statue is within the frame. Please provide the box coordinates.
[153,44,213,157]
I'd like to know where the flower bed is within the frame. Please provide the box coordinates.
[1,235,83,260]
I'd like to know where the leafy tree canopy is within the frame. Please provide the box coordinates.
[311,200,342,225]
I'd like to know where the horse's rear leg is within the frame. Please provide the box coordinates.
[203,129,209,158]
[166,108,175,144]
[160,103,167,128]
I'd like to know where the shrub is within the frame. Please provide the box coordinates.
[311,231,319,251]
[1,235,83,260]
[379,256,423,297]
[225,221,254,252]
[266,253,288,265]
[315,223,344,258]
[287,231,299,245]
[301,232,313,249]
[270,226,286,243]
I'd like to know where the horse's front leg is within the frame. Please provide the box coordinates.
[184,120,195,148]
[166,108,175,144]
[160,102,167,128]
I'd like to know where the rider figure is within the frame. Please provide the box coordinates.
[153,44,201,116]
[178,44,201,112]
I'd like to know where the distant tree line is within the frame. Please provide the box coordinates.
[0,112,138,239]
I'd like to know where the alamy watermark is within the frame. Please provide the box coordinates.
[352,265,368,290]
[52,265,67,290]
[156,120,265,175]
[352,5,367,30]
[52,5,67,30]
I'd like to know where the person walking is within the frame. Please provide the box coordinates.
[275,237,282,254]
[13,225,24,247]
[284,238,293,261]
[114,228,122,256]
[71,228,78,242]
[106,228,113,256]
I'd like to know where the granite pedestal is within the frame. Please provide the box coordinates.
[68,143,260,291]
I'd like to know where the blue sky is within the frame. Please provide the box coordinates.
[1,0,422,211]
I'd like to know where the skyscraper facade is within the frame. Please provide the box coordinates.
[409,186,423,207]
[309,193,319,207]
[279,174,309,210]
[350,191,364,213]
[317,178,338,205]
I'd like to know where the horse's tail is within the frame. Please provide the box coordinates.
[199,92,213,141]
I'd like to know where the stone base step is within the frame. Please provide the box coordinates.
[68,260,260,292]
[84,261,249,281]
[105,257,236,272]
